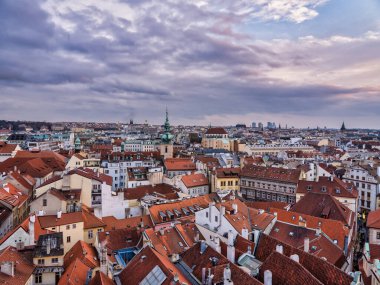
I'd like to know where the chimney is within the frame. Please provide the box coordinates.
[208,202,214,222]
[29,215,36,246]
[220,206,226,216]
[227,231,235,263]
[159,228,165,236]
[223,264,232,285]
[253,230,260,244]
[264,270,272,285]
[275,244,283,254]
[290,254,299,263]
[304,237,309,253]
[194,231,199,243]
[57,211,62,219]
[241,227,249,240]
[207,268,213,285]
[0,261,15,277]
[232,203,238,214]
[202,268,206,284]
[214,236,221,254]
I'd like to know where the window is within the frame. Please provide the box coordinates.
[72,224,76,229]
[43,199,47,206]
[97,228,102,232]
[88,230,93,239]
[67,236,71,243]
[38,259,45,265]
[367,201,371,208]
[105,170,109,174]
[377,232,380,239]
[35,273,42,284]
[206,212,208,218]
[66,225,70,230]
[362,183,366,188]
[368,184,371,190]
[52,258,58,263]
[215,216,218,222]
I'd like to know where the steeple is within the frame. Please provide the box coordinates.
[164,107,170,133]
[161,108,173,144]
[341,122,346,132]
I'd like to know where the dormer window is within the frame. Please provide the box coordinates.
[321,186,327,192]
[307,185,312,191]
[335,188,341,194]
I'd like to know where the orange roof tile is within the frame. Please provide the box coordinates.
[181,173,208,188]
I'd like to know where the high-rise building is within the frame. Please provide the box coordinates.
[251,122,257,128]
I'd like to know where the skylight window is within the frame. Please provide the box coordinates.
[140,265,166,285]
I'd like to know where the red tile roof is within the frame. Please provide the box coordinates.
[118,246,190,285]
[0,246,35,285]
[88,271,115,285]
[297,177,358,199]
[58,258,91,285]
[68,168,112,186]
[269,208,349,249]
[148,195,213,225]
[259,251,323,285]
[98,228,141,251]
[0,142,18,154]
[181,173,208,188]
[123,183,179,200]
[145,227,188,256]
[255,234,353,285]
[37,211,105,230]
[215,167,241,178]
[64,240,99,269]
[205,127,227,135]
[269,221,346,266]
[367,209,380,229]
[164,158,196,171]
[241,165,301,184]
[291,192,353,226]
[102,215,153,231]
[180,243,262,285]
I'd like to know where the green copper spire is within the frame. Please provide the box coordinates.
[164,107,170,132]
[161,108,174,144]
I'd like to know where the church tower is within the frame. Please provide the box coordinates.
[340,122,346,132]
[160,108,174,159]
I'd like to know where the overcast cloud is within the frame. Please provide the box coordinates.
[0,0,379,128]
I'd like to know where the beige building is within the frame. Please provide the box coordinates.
[201,127,232,151]
[37,211,105,253]
[33,232,64,285]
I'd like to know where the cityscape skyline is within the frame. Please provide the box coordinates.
[0,0,379,128]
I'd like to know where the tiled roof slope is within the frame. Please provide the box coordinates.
[255,234,353,285]
[259,251,323,285]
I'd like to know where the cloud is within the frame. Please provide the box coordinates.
[0,0,379,128]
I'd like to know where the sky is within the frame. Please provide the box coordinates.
[0,0,379,128]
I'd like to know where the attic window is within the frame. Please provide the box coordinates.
[307,185,312,191]
[194,204,201,211]
[321,186,327,192]
[335,188,341,194]
[182,207,190,216]
[311,245,317,251]
[159,211,167,221]
[166,210,174,219]
[333,240,338,244]
[292,216,295,220]
[289,232,294,236]
[173,209,182,217]
[188,206,195,213]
